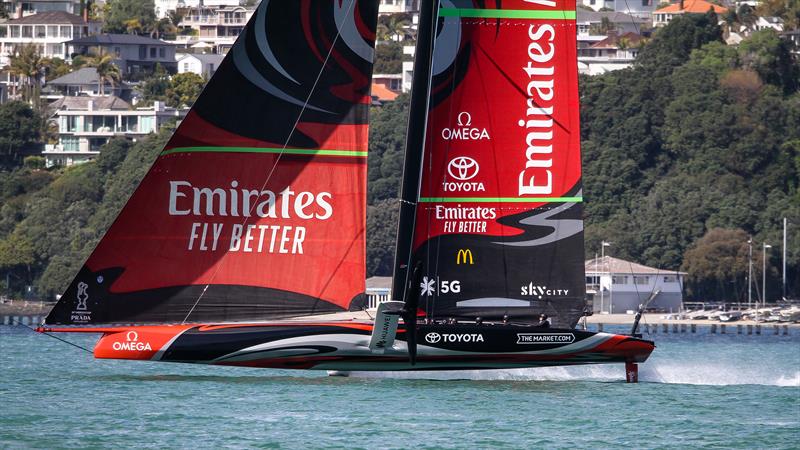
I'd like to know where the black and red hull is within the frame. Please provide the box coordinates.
[39,322,654,372]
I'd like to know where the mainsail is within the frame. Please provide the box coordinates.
[46,0,380,325]
[394,0,585,328]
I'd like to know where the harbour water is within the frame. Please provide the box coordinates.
[1,325,798,449]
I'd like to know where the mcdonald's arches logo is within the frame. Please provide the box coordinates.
[456,249,474,265]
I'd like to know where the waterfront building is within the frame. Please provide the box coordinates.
[66,34,177,76]
[653,0,727,27]
[586,256,685,314]
[366,276,391,310]
[43,95,187,167]
[0,10,100,67]
[176,52,224,78]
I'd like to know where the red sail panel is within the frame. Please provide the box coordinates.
[410,0,585,327]
[46,0,379,325]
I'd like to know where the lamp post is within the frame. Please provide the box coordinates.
[601,241,611,313]
[747,237,753,310]
[762,243,771,315]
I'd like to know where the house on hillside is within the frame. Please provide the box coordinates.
[173,4,255,54]
[66,34,177,76]
[1,0,84,18]
[43,96,187,167]
[585,256,685,314]
[177,52,224,78]
[653,0,727,27]
[576,10,649,36]
[578,31,644,75]
[0,10,100,67]
[43,67,134,100]
[153,0,240,19]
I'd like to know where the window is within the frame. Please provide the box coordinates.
[663,275,678,283]
[612,276,628,285]
[47,26,58,37]
[35,26,45,38]
[633,276,650,285]
[0,26,7,38]
[149,47,157,58]
[158,47,165,58]
[60,26,72,38]
[62,136,79,152]
[22,26,33,38]
[114,47,121,57]
[139,45,147,60]
[183,62,190,72]
[642,0,652,5]
[66,116,78,133]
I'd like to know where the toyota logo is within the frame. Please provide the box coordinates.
[447,157,479,181]
[425,332,441,344]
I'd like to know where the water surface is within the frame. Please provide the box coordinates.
[1,325,798,449]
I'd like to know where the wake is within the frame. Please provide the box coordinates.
[351,364,800,387]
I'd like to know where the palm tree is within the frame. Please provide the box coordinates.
[8,44,46,106]
[85,54,121,95]
[377,14,412,42]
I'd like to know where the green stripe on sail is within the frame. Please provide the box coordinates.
[162,146,368,157]
[438,8,576,20]
[419,197,583,203]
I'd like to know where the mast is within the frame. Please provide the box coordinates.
[391,0,439,303]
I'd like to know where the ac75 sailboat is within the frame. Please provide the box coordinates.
[38,0,654,382]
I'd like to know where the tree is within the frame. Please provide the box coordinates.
[682,229,754,301]
[367,199,399,276]
[377,14,413,42]
[8,44,46,105]
[82,54,121,95]
[589,17,615,35]
[0,102,41,169]
[738,29,799,94]
[374,41,403,74]
[139,63,170,103]
[43,58,73,80]
[166,72,205,107]
[103,0,157,35]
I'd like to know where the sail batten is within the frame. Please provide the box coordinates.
[395,0,586,328]
[46,0,379,326]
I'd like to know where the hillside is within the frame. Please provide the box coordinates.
[0,14,797,302]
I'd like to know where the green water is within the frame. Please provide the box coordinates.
[1,325,798,449]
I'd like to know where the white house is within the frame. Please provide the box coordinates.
[0,10,100,67]
[753,16,784,32]
[43,95,187,167]
[1,0,84,18]
[172,5,254,54]
[586,256,685,314]
[176,52,224,78]
[153,0,240,19]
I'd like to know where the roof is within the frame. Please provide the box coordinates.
[590,32,644,49]
[5,11,96,25]
[67,34,174,47]
[370,83,399,102]
[576,10,648,24]
[177,53,225,65]
[366,276,392,290]
[585,256,687,275]
[654,0,727,14]
[49,95,131,111]
[48,67,99,85]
